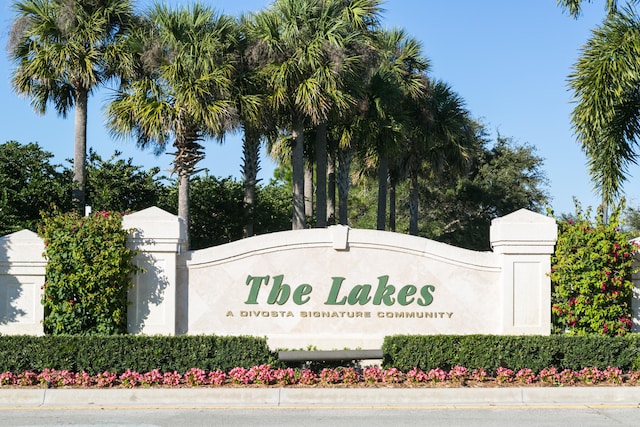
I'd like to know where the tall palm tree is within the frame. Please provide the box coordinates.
[557,0,631,17]
[568,7,640,209]
[558,1,640,214]
[313,0,382,229]
[403,79,475,235]
[248,0,380,230]
[106,3,237,249]
[8,0,133,212]
[362,28,428,230]
[236,13,273,238]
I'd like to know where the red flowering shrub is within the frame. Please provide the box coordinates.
[38,211,139,334]
[550,202,639,336]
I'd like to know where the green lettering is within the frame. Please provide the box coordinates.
[324,277,347,305]
[267,274,290,305]
[397,285,417,306]
[245,275,269,304]
[347,284,372,305]
[293,283,313,305]
[372,275,396,306]
[417,285,435,306]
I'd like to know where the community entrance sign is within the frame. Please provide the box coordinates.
[0,207,558,350]
[125,207,558,349]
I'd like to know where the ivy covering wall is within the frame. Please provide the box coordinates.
[38,211,139,335]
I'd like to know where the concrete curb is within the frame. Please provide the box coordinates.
[1,387,640,408]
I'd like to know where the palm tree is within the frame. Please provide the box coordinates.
[8,0,133,212]
[402,79,475,235]
[247,0,381,230]
[557,0,630,17]
[106,3,237,249]
[236,13,273,238]
[361,28,428,230]
[313,0,382,229]
[569,7,640,208]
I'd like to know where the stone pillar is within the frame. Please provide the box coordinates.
[123,207,183,335]
[490,209,557,335]
[0,230,45,335]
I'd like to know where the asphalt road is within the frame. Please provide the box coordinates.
[3,387,640,426]
[2,406,640,427]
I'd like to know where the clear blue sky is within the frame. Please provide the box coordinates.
[0,1,632,216]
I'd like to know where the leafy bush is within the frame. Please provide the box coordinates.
[382,335,640,373]
[158,176,291,250]
[0,141,71,235]
[550,202,639,335]
[0,335,274,374]
[38,211,139,335]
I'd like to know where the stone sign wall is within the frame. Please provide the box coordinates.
[0,206,560,349]
[127,207,557,349]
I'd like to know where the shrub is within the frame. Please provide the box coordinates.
[38,211,139,335]
[382,335,640,373]
[550,202,638,336]
[0,335,274,374]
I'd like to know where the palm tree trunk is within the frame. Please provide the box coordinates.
[73,88,88,213]
[327,150,336,225]
[337,146,352,225]
[389,178,396,232]
[304,161,313,220]
[178,173,190,250]
[242,126,261,238]
[409,172,419,236]
[292,117,306,229]
[315,122,328,228]
[376,158,388,230]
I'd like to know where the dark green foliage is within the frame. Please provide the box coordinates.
[252,182,292,235]
[0,335,274,374]
[550,202,638,335]
[0,143,169,236]
[349,135,549,250]
[623,204,640,235]
[0,141,71,235]
[159,175,291,250]
[85,150,167,213]
[435,137,549,250]
[382,335,640,374]
[38,211,139,335]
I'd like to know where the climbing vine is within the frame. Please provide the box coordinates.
[551,202,638,336]
[38,211,139,335]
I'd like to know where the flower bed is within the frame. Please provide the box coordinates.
[2,365,640,388]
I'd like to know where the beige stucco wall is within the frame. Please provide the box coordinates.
[0,230,45,335]
[0,207,559,350]
[184,227,502,349]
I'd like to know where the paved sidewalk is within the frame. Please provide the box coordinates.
[2,387,640,409]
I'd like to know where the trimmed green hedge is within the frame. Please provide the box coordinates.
[382,335,640,374]
[6,334,640,375]
[0,335,275,374]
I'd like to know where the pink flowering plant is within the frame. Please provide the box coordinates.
[448,366,468,383]
[471,368,488,382]
[319,368,342,384]
[495,367,514,384]
[296,369,318,385]
[0,366,639,388]
[426,368,448,383]
[406,367,429,383]
[207,370,227,386]
[514,368,536,384]
[550,201,638,336]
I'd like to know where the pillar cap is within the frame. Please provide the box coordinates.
[490,209,557,253]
